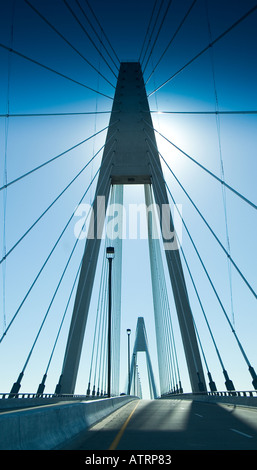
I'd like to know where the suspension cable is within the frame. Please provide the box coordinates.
[75,0,119,73]
[0,42,114,100]
[62,0,118,79]
[101,302,109,396]
[0,123,116,193]
[2,0,16,335]
[150,155,228,375]
[147,4,257,97]
[87,250,108,394]
[95,255,109,396]
[142,0,174,76]
[193,317,215,388]
[146,184,177,392]
[95,260,109,396]
[148,157,234,390]
[55,161,114,396]
[147,163,205,389]
[0,144,116,344]
[40,257,83,389]
[145,0,198,85]
[148,187,181,393]
[147,158,235,390]
[138,0,158,63]
[179,236,228,373]
[24,0,116,89]
[0,167,99,346]
[145,122,257,211]
[141,0,165,69]
[84,0,120,66]
[11,167,109,392]
[149,110,257,115]
[0,131,117,265]
[147,192,170,392]
[144,128,257,300]
[20,208,91,378]
[0,111,114,117]
[147,145,256,377]
[205,0,234,326]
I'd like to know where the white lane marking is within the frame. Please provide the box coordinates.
[195,413,203,418]
[230,428,253,439]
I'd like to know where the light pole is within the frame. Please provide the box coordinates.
[127,328,131,394]
[106,246,115,398]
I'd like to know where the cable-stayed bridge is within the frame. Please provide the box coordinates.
[0,0,257,451]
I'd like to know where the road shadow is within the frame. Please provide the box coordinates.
[60,399,257,450]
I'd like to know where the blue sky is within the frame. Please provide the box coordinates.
[0,0,257,398]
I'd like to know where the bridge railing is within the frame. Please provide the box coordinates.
[160,390,257,408]
[0,392,117,412]
[0,392,108,400]
[207,390,257,398]
[161,390,257,398]
[2,390,257,400]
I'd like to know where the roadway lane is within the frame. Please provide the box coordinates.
[63,399,257,450]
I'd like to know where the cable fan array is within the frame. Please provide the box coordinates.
[0,0,257,397]
[86,185,123,398]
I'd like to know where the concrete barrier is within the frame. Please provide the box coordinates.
[0,394,109,412]
[0,396,138,450]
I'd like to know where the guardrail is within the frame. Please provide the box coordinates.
[160,390,257,399]
[2,390,257,401]
[208,390,257,397]
[160,390,257,408]
[0,392,108,400]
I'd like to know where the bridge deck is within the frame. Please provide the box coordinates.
[59,399,257,451]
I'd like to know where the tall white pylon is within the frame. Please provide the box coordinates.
[128,317,158,399]
[57,62,207,395]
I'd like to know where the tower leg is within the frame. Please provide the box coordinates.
[150,178,207,393]
[59,172,112,394]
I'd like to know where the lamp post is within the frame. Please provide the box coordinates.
[127,328,131,394]
[106,246,115,398]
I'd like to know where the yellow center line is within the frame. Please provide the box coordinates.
[108,400,140,450]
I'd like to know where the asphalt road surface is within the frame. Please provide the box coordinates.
[62,399,257,450]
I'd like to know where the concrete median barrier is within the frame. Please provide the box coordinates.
[0,395,138,450]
